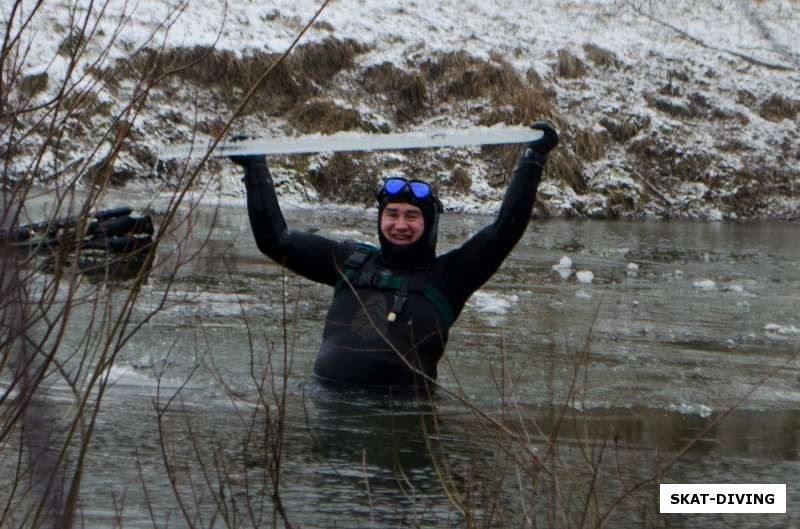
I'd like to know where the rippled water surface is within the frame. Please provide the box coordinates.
[4,203,799,528]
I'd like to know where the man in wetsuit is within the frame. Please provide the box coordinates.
[232,120,558,389]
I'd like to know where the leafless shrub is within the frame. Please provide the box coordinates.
[555,49,588,79]
[0,1,281,526]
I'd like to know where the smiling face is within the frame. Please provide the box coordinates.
[380,202,425,245]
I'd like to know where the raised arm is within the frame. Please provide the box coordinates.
[441,120,559,303]
[233,155,349,286]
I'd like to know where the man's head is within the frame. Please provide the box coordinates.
[376,178,442,266]
[380,202,424,245]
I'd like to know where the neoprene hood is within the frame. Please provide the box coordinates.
[376,182,442,267]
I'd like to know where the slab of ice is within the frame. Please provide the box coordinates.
[692,279,716,291]
[552,256,573,270]
[764,323,800,336]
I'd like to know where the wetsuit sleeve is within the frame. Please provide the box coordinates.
[440,150,546,305]
[239,156,350,286]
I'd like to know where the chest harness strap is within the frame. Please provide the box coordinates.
[334,244,455,327]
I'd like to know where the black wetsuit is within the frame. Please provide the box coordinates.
[241,151,545,388]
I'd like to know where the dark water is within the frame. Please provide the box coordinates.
[3,202,799,528]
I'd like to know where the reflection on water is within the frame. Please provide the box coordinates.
[7,203,799,528]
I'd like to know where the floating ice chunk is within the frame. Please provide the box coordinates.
[557,268,573,280]
[552,256,572,270]
[575,289,592,299]
[723,284,744,294]
[469,291,519,314]
[328,229,366,240]
[764,323,800,336]
[576,270,594,284]
[692,279,716,291]
[552,256,573,279]
[667,403,713,418]
[467,291,519,326]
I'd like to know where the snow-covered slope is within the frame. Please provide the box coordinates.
[8,0,800,219]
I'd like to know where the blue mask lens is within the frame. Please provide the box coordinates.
[381,178,433,201]
[409,181,431,199]
[384,178,407,195]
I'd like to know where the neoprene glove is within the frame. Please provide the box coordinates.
[230,154,265,170]
[528,119,559,156]
[228,134,260,169]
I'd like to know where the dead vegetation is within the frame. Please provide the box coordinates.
[291,38,368,84]
[418,50,528,104]
[287,100,376,134]
[599,114,651,143]
[305,152,378,204]
[555,49,589,79]
[548,148,588,193]
[758,94,799,122]
[18,72,49,98]
[645,93,703,119]
[359,62,429,122]
[574,127,611,162]
[446,164,472,194]
[122,37,368,116]
[582,43,622,69]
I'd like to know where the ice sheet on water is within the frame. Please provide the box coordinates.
[468,291,519,314]
[327,229,369,241]
[103,365,159,386]
[764,323,800,336]
[467,291,520,326]
[666,402,713,418]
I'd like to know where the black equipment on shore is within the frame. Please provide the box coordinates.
[2,206,156,279]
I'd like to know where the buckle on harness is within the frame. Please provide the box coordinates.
[387,293,407,323]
